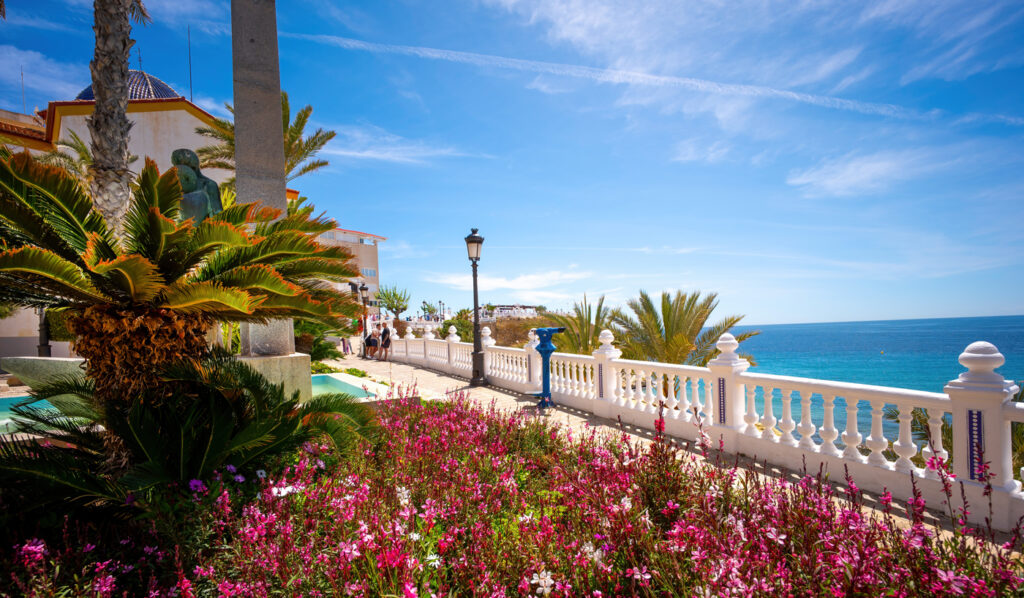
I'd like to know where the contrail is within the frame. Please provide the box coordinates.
[285,32,926,120]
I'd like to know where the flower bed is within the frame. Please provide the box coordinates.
[6,393,1023,596]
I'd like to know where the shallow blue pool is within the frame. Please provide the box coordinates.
[0,396,53,433]
[311,375,375,399]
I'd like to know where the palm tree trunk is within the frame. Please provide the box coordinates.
[87,0,135,240]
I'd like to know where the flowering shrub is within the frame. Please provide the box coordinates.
[5,391,1023,596]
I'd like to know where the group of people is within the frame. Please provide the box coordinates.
[363,322,391,360]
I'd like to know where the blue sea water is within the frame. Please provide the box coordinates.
[732,315,1024,393]
[725,315,1024,443]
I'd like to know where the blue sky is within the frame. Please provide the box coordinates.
[3,0,1024,324]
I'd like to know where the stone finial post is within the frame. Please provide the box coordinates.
[591,329,622,418]
[525,328,542,392]
[707,333,751,444]
[945,342,1018,488]
[446,325,459,372]
[481,326,496,381]
[423,328,435,340]
[404,329,415,340]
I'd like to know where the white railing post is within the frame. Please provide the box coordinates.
[525,329,542,393]
[403,329,414,362]
[481,326,495,382]
[591,330,622,419]
[446,326,459,374]
[944,342,1018,489]
[707,333,751,451]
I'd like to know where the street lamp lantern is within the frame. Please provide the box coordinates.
[359,282,369,302]
[465,228,484,261]
[466,228,487,386]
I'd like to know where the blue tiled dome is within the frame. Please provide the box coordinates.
[74,70,181,101]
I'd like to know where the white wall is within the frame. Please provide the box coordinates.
[60,109,232,185]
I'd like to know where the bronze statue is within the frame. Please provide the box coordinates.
[171,149,223,223]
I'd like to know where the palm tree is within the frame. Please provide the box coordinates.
[0,149,360,410]
[543,294,614,354]
[196,91,337,190]
[612,290,759,366]
[38,130,138,187]
[86,0,150,240]
[377,285,411,320]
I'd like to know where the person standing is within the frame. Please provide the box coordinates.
[379,322,391,361]
[365,323,379,359]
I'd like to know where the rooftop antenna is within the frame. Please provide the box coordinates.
[187,25,194,102]
[21,67,27,113]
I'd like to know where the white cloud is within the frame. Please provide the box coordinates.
[322,124,471,164]
[380,240,433,259]
[191,94,232,118]
[525,75,572,94]
[285,33,921,120]
[3,12,78,32]
[672,138,729,164]
[432,270,591,292]
[786,149,950,197]
[0,46,88,102]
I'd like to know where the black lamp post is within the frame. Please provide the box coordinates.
[359,282,369,358]
[465,228,486,386]
[37,308,51,358]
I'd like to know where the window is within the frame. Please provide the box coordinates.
[361,268,377,278]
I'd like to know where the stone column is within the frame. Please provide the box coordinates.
[707,333,751,452]
[231,0,309,400]
[945,342,1018,488]
[232,0,293,357]
[480,326,496,383]
[591,330,622,419]
[524,329,541,393]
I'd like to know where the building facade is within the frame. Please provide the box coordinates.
[314,227,387,315]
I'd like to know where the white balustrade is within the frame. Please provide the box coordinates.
[383,328,1024,530]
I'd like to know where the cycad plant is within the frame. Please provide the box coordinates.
[612,290,758,366]
[0,349,377,513]
[543,294,614,354]
[0,149,360,409]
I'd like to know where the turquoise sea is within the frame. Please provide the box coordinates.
[732,315,1024,393]
[727,315,1024,441]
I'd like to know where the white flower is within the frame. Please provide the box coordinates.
[425,553,442,568]
[517,513,535,524]
[397,486,412,507]
[531,570,555,596]
[271,485,298,497]
[620,495,633,510]
[255,469,267,479]
[409,532,421,542]
[582,541,604,564]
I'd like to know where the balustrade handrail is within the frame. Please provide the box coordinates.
[738,371,949,409]
[611,357,710,374]
[1003,401,1024,423]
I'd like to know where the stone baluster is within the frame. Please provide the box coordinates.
[744,385,759,436]
[819,394,841,456]
[945,342,1018,488]
[841,396,863,460]
[797,391,817,450]
[779,389,797,446]
[666,374,680,419]
[893,403,917,473]
[865,399,889,466]
[921,408,949,463]
[760,386,777,441]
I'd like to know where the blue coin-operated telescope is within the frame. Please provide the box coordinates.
[531,326,565,410]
